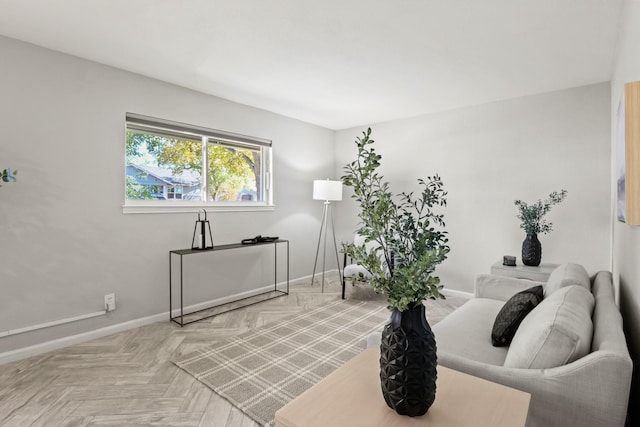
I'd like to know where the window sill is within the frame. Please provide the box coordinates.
[122,202,275,214]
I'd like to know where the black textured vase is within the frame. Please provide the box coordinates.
[522,233,542,266]
[379,303,437,417]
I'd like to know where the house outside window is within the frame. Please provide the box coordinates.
[124,113,273,213]
[167,186,183,200]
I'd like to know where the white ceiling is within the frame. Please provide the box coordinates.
[0,0,623,130]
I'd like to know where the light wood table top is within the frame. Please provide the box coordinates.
[275,347,530,427]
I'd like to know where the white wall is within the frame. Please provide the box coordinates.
[611,1,640,423]
[0,36,335,355]
[335,84,611,294]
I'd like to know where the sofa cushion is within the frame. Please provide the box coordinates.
[343,264,371,279]
[504,285,594,369]
[433,298,509,366]
[545,262,590,296]
[491,285,544,347]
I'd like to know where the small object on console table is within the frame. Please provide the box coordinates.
[241,235,280,244]
[503,255,516,266]
[191,209,214,250]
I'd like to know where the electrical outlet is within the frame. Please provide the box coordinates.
[104,293,116,311]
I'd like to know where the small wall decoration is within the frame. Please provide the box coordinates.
[0,168,17,187]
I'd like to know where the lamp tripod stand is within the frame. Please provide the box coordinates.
[311,200,343,292]
[310,179,343,292]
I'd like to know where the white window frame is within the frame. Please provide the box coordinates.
[123,113,274,214]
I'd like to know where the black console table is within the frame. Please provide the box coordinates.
[169,239,289,326]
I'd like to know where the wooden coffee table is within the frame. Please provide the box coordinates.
[274,348,530,427]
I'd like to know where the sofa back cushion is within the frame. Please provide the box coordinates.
[545,262,590,296]
[503,285,594,369]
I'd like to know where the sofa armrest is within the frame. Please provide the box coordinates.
[474,274,545,301]
[437,350,631,427]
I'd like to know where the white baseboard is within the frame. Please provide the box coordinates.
[3,273,460,365]
[0,312,168,365]
[0,277,309,366]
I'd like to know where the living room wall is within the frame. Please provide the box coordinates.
[0,36,335,358]
[0,33,615,364]
[334,83,611,295]
[611,0,640,423]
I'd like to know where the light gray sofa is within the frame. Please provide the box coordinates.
[430,264,632,427]
[366,263,632,426]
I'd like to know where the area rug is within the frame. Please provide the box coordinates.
[173,299,391,426]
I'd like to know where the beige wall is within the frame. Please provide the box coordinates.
[611,1,640,423]
[335,84,611,295]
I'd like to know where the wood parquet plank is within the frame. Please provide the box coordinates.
[0,275,464,426]
[198,393,233,427]
[177,380,211,414]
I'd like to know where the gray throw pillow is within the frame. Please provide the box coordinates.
[504,285,594,369]
[491,286,544,347]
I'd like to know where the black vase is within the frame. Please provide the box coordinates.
[522,233,542,266]
[379,303,437,417]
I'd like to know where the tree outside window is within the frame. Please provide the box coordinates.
[124,115,271,206]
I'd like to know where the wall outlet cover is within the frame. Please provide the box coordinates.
[104,293,116,311]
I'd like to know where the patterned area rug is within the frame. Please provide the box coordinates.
[173,300,390,426]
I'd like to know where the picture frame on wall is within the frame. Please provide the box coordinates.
[619,80,640,225]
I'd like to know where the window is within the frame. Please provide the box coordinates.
[124,113,272,213]
[167,186,183,200]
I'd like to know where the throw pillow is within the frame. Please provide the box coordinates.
[503,285,594,369]
[491,285,544,347]
[545,262,590,296]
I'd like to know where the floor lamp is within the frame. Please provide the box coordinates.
[311,179,343,292]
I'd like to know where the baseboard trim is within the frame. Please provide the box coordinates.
[0,277,310,366]
[0,312,168,366]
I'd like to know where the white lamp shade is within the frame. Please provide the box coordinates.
[313,180,343,201]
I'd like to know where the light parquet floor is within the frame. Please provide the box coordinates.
[0,275,466,427]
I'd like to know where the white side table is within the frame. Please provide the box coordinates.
[490,261,559,282]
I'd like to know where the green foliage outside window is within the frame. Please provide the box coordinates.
[125,175,153,199]
[125,131,259,202]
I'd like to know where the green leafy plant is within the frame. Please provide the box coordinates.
[341,128,449,312]
[514,189,568,235]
